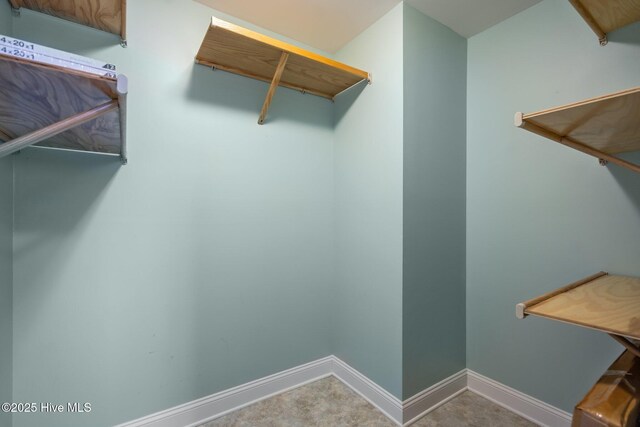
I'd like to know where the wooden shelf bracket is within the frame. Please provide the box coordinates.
[258,52,289,125]
[514,112,640,174]
[517,272,640,347]
[195,15,370,125]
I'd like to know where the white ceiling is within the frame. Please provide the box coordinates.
[194,0,400,53]
[407,0,542,38]
[194,0,542,53]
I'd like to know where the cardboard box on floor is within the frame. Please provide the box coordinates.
[573,350,640,427]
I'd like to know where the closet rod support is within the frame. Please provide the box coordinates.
[117,74,128,165]
[258,51,289,125]
[0,101,119,159]
[609,334,640,358]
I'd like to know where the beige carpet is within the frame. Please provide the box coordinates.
[200,376,537,426]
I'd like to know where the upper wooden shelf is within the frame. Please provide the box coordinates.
[515,87,640,174]
[517,272,640,344]
[0,52,128,163]
[569,0,640,45]
[8,0,127,46]
[195,16,371,124]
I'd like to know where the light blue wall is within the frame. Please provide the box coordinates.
[467,0,640,412]
[402,4,466,400]
[0,5,14,427]
[11,1,334,426]
[1,0,11,36]
[0,158,12,427]
[332,3,404,399]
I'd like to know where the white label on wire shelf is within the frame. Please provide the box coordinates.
[0,34,117,76]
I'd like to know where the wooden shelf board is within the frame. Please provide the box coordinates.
[570,0,640,38]
[195,16,370,100]
[0,54,124,156]
[522,273,640,341]
[10,0,126,40]
[520,87,640,156]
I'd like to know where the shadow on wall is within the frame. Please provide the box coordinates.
[608,21,640,45]
[610,152,640,217]
[333,80,368,127]
[185,64,338,129]
[11,9,119,52]
[13,148,120,268]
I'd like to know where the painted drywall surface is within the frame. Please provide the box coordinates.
[10,1,334,426]
[402,4,466,400]
[0,6,13,427]
[0,158,12,427]
[0,0,11,37]
[332,3,404,399]
[0,151,13,427]
[467,0,640,412]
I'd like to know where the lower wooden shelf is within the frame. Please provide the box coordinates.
[517,272,640,356]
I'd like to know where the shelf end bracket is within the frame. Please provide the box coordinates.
[515,303,527,320]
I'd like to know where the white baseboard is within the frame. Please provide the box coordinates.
[116,358,572,427]
[467,370,572,427]
[115,357,334,427]
[402,370,467,426]
[331,357,403,425]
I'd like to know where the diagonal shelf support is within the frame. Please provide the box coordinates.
[515,113,640,174]
[120,0,128,47]
[258,52,289,125]
[0,100,119,159]
[609,334,640,359]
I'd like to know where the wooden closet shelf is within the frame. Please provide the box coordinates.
[0,53,128,163]
[8,0,127,46]
[515,86,640,174]
[516,272,640,341]
[195,16,371,124]
[569,0,640,45]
